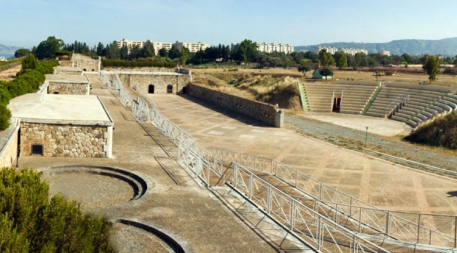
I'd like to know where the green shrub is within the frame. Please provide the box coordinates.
[405,111,457,149]
[0,104,12,130]
[0,167,114,252]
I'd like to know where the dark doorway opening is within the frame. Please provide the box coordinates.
[182,86,187,94]
[53,92,59,94]
[167,85,173,94]
[332,97,341,112]
[148,85,155,94]
[31,144,43,156]
[83,69,87,71]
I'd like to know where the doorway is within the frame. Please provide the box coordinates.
[148,85,155,94]
[332,97,341,112]
[31,144,43,156]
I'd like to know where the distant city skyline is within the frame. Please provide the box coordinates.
[2,0,457,48]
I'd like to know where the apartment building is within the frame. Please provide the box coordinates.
[315,46,339,55]
[340,48,368,56]
[256,42,294,54]
[114,39,209,55]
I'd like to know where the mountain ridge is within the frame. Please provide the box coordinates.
[295,37,457,56]
[0,44,22,55]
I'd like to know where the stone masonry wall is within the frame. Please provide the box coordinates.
[118,74,190,95]
[54,70,82,75]
[74,60,99,72]
[20,123,107,158]
[0,122,19,168]
[188,84,281,127]
[47,82,89,95]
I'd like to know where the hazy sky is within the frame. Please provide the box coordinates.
[1,0,457,48]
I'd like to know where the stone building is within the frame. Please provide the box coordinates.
[117,71,191,96]
[43,74,91,95]
[72,54,101,72]
[8,94,114,158]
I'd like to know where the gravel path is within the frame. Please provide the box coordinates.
[285,114,457,173]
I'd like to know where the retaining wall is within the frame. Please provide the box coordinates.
[0,119,19,167]
[118,73,190,95]
[47,82,90,95]
[188,84,283,127]
[20,123,108,158]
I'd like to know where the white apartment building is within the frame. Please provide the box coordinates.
[256,42,294,54]
[340,48,368,56]
[379,50,391,56]
[315,46,339,55]
[174,41,209,53]
[114,39,209,55]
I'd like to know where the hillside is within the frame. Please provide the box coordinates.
[295,37,457,56]
[0,44,21,54]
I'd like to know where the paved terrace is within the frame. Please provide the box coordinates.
[19,75,307,253]
[149,94,457,215]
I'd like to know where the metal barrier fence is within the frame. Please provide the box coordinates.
[107,77,454,252]
[212,148,457,248]
[226,162,393,253]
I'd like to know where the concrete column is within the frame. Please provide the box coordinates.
[275,110,284,128]
[98,56,101,72]
[104,125,113,158]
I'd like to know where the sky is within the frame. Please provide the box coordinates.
[1,0,457,48]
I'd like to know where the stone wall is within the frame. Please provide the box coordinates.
[188,84,283,127]
[74,60,99,72]
[54,70,82,75]
[59,61,72,67]
[47,82,89,95]
[118,73,190,96]
[20,123,108,158]
[0,119,19,167]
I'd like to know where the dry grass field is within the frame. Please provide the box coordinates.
[190,65,457,111]
[0,65,21,81]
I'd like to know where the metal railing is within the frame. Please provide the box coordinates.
[110,77,453,252]
[226,162,393,253]
[384,94,410,118]
[212,148,457,248]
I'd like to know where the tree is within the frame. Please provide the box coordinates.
[354,53,362,68]
[237,39,258,64]
[335,51,348,68]
[158,48,168,57]
[320,67,333,80]
[318,49,335,66]
[14,49,30,58]
[21,54,38,72]
[120,45,129,60]
[422,55,441,83]
[141,40,155,57]
[35,36,64,59]
[96,42,104,56]
[179,48,188,66]
[298,64,312,76]
[168,45,180,59]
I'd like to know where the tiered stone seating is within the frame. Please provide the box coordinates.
[367,87,450,127]
[303,84,377,113]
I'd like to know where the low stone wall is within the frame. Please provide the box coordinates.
[20,123,108,158]
[0,119,19,167]
[118,73,190,95]
[188,84,283,127]
[54,70,82,75]
[47,82,90,95]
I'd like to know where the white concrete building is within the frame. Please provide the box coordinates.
[115,39,209,55]
[379,50,391,56]
[174,41,209,53]
[256,42,294,54]
[340,48,368,56]
[315,46,339,55]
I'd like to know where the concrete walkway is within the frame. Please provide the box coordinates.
[148,94,457,216]
[19,75,301,253]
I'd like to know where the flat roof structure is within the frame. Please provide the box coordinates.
[45,74,89,84]
[8,94,112,125]
[53,66,84,73]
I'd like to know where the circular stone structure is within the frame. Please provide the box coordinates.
[39,165,148,211]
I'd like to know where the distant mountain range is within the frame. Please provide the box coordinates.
[0,44,21,55]
[295,37,457,56]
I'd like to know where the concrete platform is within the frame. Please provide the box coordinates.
[299,112,412,137]
[45,73,88,83]
[149,94,457,215]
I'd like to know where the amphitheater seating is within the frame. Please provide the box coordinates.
[367,87,452,127]
[302,84,377,114]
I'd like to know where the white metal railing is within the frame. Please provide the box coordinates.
[226,162,392,253]
[112,77,453,252]
[384,94,410,117]
[212,148,457,248]
[132,97,150,122]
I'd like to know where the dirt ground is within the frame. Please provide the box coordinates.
[0,65,21,81]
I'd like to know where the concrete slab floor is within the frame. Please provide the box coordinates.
[18,75,306,253]
[149,94,457,215]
